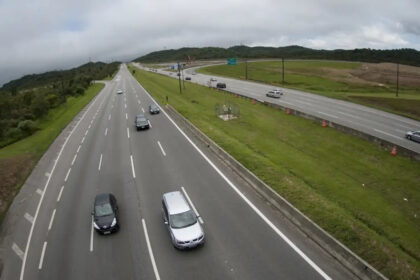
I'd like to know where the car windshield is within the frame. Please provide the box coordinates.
[137,117,146,122]
[170,210,197,229]
[95,203,113,217]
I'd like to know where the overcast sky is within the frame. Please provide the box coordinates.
[1,0,419,86]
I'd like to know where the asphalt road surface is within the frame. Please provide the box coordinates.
[139,63,420,154]
[1,64,357,280]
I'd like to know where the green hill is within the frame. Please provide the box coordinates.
[133,45,420,67]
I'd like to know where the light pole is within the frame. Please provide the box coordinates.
[396,63,399,97]
[177,62,182,94]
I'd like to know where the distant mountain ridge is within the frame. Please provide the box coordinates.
[133,45,420,67]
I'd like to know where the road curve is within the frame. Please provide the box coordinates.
[1,64,357,280]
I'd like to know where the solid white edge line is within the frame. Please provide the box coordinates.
[98,154,103,171]
[38,242,47,270]
[181,187,203,224]
[130,155,136,178]
[373,128,401,140]
[48,209,56,231]
[71,154,77,166]
[317,111,338,119]
[127,127,130,139]
[64,168,71,182]
[136,82,332,280]
[157,141,166,156]
[19,85,104,280]
[142,219,161,280]
[90,216,94,252]
[57,186,64,202]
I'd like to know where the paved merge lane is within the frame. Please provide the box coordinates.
[2,65,358,280]
[140,63,420,154]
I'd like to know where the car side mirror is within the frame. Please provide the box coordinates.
[91,211,94,216]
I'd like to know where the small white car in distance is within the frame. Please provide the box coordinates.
[116,89,123,94]
[210,77,217,82]
[266,89,283,98]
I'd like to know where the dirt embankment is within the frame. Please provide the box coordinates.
[0,155,36,218]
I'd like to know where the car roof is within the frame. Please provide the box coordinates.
[163,191,190,215]
[94,193,113,204]
[136,114,146,118]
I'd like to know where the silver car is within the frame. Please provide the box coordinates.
[266,89,283,98]
[162,191,204,249]
[406,130,420,143]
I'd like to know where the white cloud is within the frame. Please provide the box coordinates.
[0,0,419,85]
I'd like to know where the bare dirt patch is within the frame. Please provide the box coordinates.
[0,155,36,217]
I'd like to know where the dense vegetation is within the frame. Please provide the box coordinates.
[134,45,420,67]
[0,62,119,147]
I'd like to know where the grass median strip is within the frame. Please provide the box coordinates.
[130,64,420,279]
[0,83,105,221]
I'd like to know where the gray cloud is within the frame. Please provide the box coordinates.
[0,0,419,86]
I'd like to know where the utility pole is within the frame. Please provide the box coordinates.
[396,63,399,97]
[282,58,285,85]
[245,59,248,80]
[177,62,182,94]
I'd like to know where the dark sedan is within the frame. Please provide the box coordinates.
[135,114,150,130]
[216,82,226,89]
[92,193,119,235]
[149,103,160,114]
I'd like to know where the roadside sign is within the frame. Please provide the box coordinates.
[227,58,237,65]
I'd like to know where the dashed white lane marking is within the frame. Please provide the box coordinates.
[126,113,128,120]
[64,168,71,182]
[137,100,140,104]
[148,120,152,128]
[38,242,47,270]
[374,128,401,140]
[130,155,136,178]
[77,145,81,153]
[90,217,94,252]
[12,243,24,260]
[24,213,34,224]
[105,128,108,136]
[36,189,43,196]
[81,136,85,143]
[125,104,127,109]
[98,154,103,171]
[157,141,166,156]
[317,111,338,119]
[57,186,64,202]
[142,219,160,280]
[127,127,130,139]
[137,82,332,280]
[108,114,111,120]
[88,124,91,129]
[84,130,88,136]
[141,107,145,113]
[71,154,77,166]
[48,209,56,231]
[181,187,203,224]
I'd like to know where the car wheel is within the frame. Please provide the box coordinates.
[407,135,411,140]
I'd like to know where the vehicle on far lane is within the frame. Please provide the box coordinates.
[266,89,283,98]
[92,193,120,235]
[210,77,217,82]
[406,130,420,143]
[116,89,123,94]
[162,190,205,249]
[216,82,226,89]
[149,103,160,114]
[185,76,191,81]
[135,114,150,130]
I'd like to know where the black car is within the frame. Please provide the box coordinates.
[216,82,226,89]
[92,193,119,235]
[185,76,191,81]
[135,114,150,130]
[149,103,160,114]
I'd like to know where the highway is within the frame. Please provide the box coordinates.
[138,63,420,154]
[1,64,356,280]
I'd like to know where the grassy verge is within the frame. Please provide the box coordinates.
[198,60,420,120]
[0,83,105,220]
[129,64,420,279]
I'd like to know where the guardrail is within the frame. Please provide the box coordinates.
[165,104,388,280]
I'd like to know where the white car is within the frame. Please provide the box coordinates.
[210,77,217,82]
[266,89,283,98]
[116,89,123,94]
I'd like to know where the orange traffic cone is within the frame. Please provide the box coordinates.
[235,94,238,98]
[286,108,291,115]
[252,99,256,104]
[390,145,397,156]
[322,120,328,127]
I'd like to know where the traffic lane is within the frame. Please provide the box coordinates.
[126,84,335,279]
[19,83,112,280]
[33,81,115,279]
